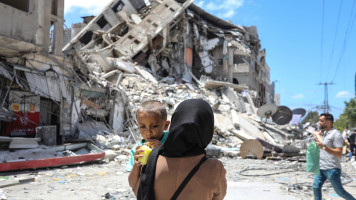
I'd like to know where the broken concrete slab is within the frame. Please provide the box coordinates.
[9,138,40,149]
[134,65,158,84]
[231,109,240,129]
[222,87,246,113]
[91,54,113,72]
[237,114,265,139]
[0,136,12,142]
[107,58,136,73]
[203,79,248,92]
[230,129,254,141]
[1,137,41,149]
[214,113,234,134]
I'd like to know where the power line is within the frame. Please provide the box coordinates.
[319,0,325,82]
[326,0,343,80]
[331,0,356,82]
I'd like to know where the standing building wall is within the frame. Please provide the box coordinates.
[0,0,64,56]
[0,0,71,144]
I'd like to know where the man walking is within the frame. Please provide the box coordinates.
[350,129,356,161]
[313,113,355,200]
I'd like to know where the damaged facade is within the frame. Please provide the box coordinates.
[0,0,70,143]
[0,0,278,152]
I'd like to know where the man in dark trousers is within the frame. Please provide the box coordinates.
[313,113,355,200]
[349,128,356,161]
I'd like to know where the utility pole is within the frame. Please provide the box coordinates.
[318,82,334,113]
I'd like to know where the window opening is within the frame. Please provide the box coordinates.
[79,31,94,45]
[112,1,124,13]
[51,0,58,16]
[49,21,55,54]
[97,16,108,29]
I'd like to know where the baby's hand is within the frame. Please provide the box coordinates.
[146,139,162,149]
[134,145,144,166]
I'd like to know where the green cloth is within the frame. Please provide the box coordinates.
[125,131,169,172]
[306,142,320,175]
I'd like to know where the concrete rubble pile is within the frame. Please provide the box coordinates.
[0,0,300,166]
[61,0,294,160]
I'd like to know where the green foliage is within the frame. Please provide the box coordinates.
[343,98,356,127]
[302,111,320,124]
[334,97,356,129]
[334,114,348,132]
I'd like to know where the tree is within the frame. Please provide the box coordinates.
[343,97,356,127]
[302,111,319,124]
[334,113,348,132]
[334,97,356,130]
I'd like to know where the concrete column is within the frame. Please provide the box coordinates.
[54,0,64,55]
[36,0,45,46]
[37,0,51,53]
[228,48,234,82]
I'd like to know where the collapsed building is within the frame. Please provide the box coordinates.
[0,0,291,160]
[63,0,273,106]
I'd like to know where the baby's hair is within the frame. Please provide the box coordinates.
[137,100,167,121]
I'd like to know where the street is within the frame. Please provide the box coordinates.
[1,157,355,200]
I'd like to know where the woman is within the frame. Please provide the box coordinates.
[134,99,227,200]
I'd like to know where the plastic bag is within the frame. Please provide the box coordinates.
[306,142,320,175]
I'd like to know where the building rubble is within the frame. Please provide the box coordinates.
[0,0,308,166]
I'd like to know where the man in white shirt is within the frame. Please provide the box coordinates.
[313,113,355,200]
[342,126,350,140]
[342,126,351,155]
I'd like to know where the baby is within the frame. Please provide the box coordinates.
[127,100,170,188]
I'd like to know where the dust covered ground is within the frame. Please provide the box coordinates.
[1,156,355,200]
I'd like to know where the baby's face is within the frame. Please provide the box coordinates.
[136,111,169,141]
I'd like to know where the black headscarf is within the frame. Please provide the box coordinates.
[162,98,214,157]
[137,99,214,200]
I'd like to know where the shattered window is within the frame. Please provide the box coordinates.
[112,1,124,13]
[79,31,94,45]
[233,78,239,85]
[233,55,245,64]
[97,16,108,29]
